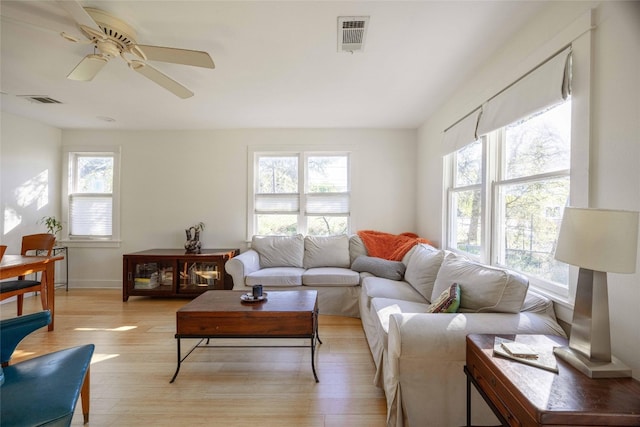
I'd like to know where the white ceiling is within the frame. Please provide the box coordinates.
[0,1,547,130]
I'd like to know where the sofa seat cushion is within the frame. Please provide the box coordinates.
[370,297,430,345]
[303,235,350,268]
[361,276,428,311]
[246,267,304,287]
[432,252,529,313]
[302,267,360,287]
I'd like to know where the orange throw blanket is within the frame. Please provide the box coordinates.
[357,230,432,261]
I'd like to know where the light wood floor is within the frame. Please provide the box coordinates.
[1,289,387,426]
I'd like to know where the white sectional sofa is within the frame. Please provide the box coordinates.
[226,235,567,427]
[360,243,566,427]
[225,234,368,317]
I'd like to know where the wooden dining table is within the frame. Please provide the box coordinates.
[0,254,63,331]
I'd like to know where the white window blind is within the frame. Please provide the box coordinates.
[255,193,299,213]
[442,109,482,155]
[477,47,572,136]
[69,194,113,236]
[306,193,350,215]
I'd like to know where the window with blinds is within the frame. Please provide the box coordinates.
[252,152,350,236]
[67,152,116,239]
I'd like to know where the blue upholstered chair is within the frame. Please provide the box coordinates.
[0,311,94,426]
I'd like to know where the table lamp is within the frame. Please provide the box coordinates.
[554,207,639,378]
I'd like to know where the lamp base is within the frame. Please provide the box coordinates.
[553,346,631,378]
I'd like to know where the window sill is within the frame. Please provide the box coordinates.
[57,239,121,249]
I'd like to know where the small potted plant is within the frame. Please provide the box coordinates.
[39,216,63,236]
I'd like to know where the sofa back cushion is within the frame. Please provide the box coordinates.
[303,235,350,268]
[432,252,528,313]
[403,244,444,301]
[349,234,368,265]
[252,234,304,268]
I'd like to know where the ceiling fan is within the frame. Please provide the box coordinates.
[56,0,214,98]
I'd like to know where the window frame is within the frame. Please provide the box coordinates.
[61,146,121,247]
[248,148,351,238]
[445,100,573,299]
[446,137,487,262]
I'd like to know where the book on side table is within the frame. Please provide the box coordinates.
[493,336,558,373]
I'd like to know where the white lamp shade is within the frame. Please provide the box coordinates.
[554,207,639,273]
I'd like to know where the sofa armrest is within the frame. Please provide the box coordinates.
[225,250,260,290]
[384,312,567,427]
[389,311,566,363]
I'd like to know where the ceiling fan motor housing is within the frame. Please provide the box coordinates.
[82,7,138,48]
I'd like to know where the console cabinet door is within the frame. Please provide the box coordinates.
[178,258,225,293]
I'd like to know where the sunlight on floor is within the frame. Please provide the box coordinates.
[74,326,137,332]
[90,353,119,364]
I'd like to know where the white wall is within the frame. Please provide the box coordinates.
[0,112,62,251]
[61,128,416,288]
[416,1,640,377]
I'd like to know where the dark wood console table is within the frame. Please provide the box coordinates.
[123,248,239,301]
[465,334,640,426]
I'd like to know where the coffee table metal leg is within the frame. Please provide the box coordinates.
[311,335,319,383]
[314,308,322,344]
[310,308,320,382]
[170,338,182,383]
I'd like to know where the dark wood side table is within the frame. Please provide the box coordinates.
[465,334,640,426]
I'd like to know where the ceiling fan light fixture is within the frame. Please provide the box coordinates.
[96,39,120,58]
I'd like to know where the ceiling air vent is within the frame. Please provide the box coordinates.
[337,16,369,53]
[18,95,62,104]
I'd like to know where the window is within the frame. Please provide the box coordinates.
[62,146,121,244]
[448,139,484,257]
[495,103,571,286]
[251,151,350,236]
[446,101,570,292]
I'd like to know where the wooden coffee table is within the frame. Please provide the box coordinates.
[170,290,321,383]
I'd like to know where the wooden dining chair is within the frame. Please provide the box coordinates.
[0,234,56,315]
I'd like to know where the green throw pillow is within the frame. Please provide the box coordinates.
[426,283,460,313]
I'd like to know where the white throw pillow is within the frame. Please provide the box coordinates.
[403,244,444,300]
[251,234,304,268]
[303,235,350,268]
[432,252,529,313]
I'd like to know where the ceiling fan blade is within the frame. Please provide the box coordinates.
[130,61,194,99]
[56,0,102,33]
[67,54,109,81]
[134,45,215,69]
